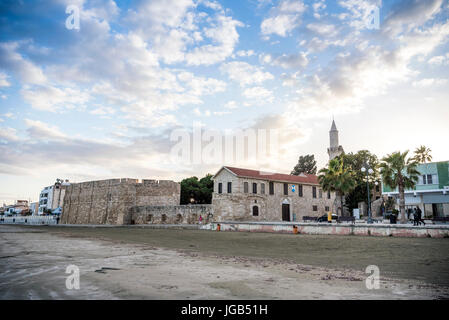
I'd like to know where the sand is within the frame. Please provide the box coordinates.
[0,225,448,299]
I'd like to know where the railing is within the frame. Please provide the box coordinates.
[0,215,59,225]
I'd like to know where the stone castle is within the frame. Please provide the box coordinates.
[61,178,181,225]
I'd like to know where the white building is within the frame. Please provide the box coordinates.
[38,179,70,215]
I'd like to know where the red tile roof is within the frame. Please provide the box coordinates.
[222,166,319,185]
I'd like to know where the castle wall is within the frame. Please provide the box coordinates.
[61,178,180,225]
[129,205,212,225]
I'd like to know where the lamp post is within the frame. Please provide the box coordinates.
[361,166,374,224]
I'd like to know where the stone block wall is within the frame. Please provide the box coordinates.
[212,174,336,222]
[129,205,212,224]
[61,178,180,225]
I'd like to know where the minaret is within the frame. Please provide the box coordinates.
[327,120,344,160]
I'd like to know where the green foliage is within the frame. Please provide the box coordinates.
[291,154,317,175]
[380,150,420,223]
[341,150,380,212]
[180,174,213,205]
[318,157,356,216]
[413,145,432,164]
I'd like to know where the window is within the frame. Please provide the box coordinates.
[252,206,259,216]
[269,182,274,195]
[325,206,330,212]
[218,183,222,194]
[420,174,438,185]
[253,183,257,194]
[313,205,318,212]
[244,182,249,193]
[327,190,331,199]
[312,187,317,198]
[227,182,232,193]
[319,189,323,198]
[261,183,265,194]
[298,185,303,197]
[284,183,288,195]
[375,185,380,192]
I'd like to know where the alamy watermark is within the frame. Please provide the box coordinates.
[365,6,380,30]
[65,264,80,290]
[365,265,380,290]
[65,5,80,30]
[169,122,280,173]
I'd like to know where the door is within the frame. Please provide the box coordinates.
[282,204,290,221]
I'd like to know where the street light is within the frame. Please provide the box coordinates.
[361,166,374,224]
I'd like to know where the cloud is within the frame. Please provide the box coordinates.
[0,72,11,87]
[0,127,19,143]
[261,0,306,37]
[306,23,338,36]
[243,86,274,102]
[220,61,273,87]
[383,0,443,36]
[0,42,46,85]
[24,119,67,140]
[272,52,309,69]
[412,78,448,88]
[428,53,449,65]
[21,85,90,112]
[185,15,244,65]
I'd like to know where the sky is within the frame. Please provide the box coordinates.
[0,0,449,204]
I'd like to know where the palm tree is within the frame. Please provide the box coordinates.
[413,145,432,164]
[380,151,420,223]
[318,157,356,217]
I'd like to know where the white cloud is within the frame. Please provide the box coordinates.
[185,15,244,65]
[306,23,337,36]
[412,78,448,88]
[243,86,274,102]
[0,127,19,142]
[236,50,255,57]
[261,0,306,37]
[272,52,309,69]
[0,72,11,87]
[0,42,46,85]
[220,61,273,87]
[21,85,90,112]
[428,53,449,65]
[224,101,238,109]
[24,119,67,140]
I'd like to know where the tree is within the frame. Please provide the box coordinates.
[318,157,356,216]
[342,150,380,213]
[180,174,213,204]
[291,154,317,175]
[413,145,432,164]
[380,151,420,223]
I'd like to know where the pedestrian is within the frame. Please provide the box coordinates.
[417,207,425,226]
[199,215,203,224]
[413,208,418,226]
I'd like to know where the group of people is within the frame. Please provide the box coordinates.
[410,207,426,226]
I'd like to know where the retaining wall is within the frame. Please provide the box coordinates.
[0,216,58,225]
[210,221,449,238]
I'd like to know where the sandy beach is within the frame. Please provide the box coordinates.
[0,225,448,299]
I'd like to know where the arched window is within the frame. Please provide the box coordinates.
[252,206,259,216]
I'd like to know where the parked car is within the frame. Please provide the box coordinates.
[317,213,338,222]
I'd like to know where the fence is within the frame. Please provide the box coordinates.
[0,215,59,225]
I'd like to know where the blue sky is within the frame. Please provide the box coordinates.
[0,0,449,203]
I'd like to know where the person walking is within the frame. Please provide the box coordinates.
[417,207,425,226]
[413,208,418,226]
[199,215,203,224]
